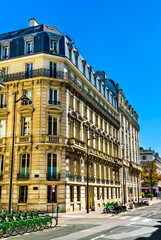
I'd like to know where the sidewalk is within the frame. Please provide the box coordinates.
[53,198,161,226]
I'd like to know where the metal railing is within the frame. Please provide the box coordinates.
[47,173,60,181]
[48,100,61,105]
[4,68,120,127]
[17,173,29,180]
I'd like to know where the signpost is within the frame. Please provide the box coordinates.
[52,183,55,214]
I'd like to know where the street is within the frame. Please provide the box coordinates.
[6,202,161,240]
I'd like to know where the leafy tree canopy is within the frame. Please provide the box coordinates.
[142,161,161,187]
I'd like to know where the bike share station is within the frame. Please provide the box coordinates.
[0,183,61,238]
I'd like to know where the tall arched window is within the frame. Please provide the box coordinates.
[47,154,57,180]
[0,155,3,177]
[20,154,30,177]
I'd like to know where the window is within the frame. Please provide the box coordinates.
[50,40,57,54]
[47,185,57,203]
[22,90,31,105]
[26,41,33,55]
[22,117,31,136]
[48,116,57,135]
[49,89,58,105]
[50,62,57,78]
[2,67,8,81]
[83,65,86,76]
[20,154,29,177]
[70,186,74,202]
[89,71,91,82]
[77,186,80,201]
[19,186,28,203]
[142,156,146,160]
[26,63,33,78]
[47,154,57,180]
[2,46,9,60]
[0,120,6,138]
[0,155,3,177]
[75,55,78,68]
[69,49,72,61]
[0,93,6,108]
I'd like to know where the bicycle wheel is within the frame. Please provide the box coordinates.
[0,225,3,238]
[19,223,28,235]
[11,222,21,236]
[51,217,56,228]
[39,219,46,231]
[2,224,13,238]
[26,221,35,233]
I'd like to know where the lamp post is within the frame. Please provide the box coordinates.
[86,125,95,214]
[8,93,31,213]
[122,155,129,205]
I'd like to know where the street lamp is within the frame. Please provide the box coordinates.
[8,93,31,213]
[86,125,96,214]
[122,155,129,206]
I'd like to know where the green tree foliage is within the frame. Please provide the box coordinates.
[142,161,161,187]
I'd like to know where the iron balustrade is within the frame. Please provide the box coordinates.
[106,179,110,184]
[68,174,75,181]
[76,175,82,182]
[102,179,105,184]
[3,68,120,127]
[48,100,61,105]
[47,173,60,181]
[89,177,95,183]
[97,178,101,183]
[0,104,7,108]
[0,174,3,180]
[17,172,29,180]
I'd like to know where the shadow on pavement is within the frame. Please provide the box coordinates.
[136,221,161,240]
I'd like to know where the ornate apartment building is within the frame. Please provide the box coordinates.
[0,18,141,212]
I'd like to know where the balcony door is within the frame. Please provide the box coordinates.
[49,89,57,105]
[20,154,29,177]
[26,63,33,78]
[47,153,57,180]
[50,62,56,78]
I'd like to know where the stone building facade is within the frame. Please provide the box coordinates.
[0,19,141,212]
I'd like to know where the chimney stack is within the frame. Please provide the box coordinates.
[28,18,40,27]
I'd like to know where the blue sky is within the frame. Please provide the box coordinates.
[1,0,161,154]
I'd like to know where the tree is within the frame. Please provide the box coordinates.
[142,161,161,199]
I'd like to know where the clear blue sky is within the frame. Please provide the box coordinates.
[1,0,161,154]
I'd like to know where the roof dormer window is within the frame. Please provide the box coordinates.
[24,35,34,55]
[26,41,33,55]
[50,40,57,54]
[3,47,9,60]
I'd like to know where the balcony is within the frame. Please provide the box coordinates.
[110,180,113,185]
[89,177,95,183]
[18,136,31,143]
[97,178,101,184]
[48,100,61,105]
[106,179,110,184]
[115,181,121,185]
[0,174,3,180]
[69,138,86,148]
[76,175,82,182]
[102,179,105,184]
[0,104,7,108]
[3,68,120,127]
[17,173,29,180]
[47,173,60,181]
[0,138,6,145]
[68,174,75,181]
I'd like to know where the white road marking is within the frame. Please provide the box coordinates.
[90,235,105,240]
[130,216,141,221]
[61,215,84,218]
[119,216,129,220]
[142,219,151,222]
[127,222,136,226]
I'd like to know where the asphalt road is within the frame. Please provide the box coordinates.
[7,203,161,240]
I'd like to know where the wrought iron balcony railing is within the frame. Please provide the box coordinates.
[17,172,29,180]
[0,174,3,180]
[48,100,61,105]
[3,68,120,126]
[47,173,60,181]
